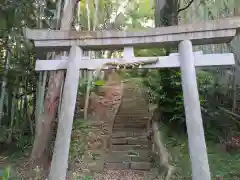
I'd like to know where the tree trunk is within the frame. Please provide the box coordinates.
[154,0,178,27]
[30,0,78,169]
[31,69,64,168]
[0,49,11,125]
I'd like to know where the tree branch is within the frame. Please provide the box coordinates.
[177,0,194,14]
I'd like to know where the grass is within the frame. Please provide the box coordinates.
[161,125,240,179]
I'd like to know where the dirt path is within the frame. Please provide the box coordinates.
[92,169,166,180]
[93,169,147,180]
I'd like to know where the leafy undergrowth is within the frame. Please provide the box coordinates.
[1,120,240,179]
[160,124,240,179]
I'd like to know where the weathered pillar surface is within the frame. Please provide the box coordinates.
[48,46,82,180]
[179,40,211,180]
[230,33,240,112]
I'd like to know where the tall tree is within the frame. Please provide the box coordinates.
[30,0,78,169]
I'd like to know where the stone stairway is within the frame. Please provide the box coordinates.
[104,80,152,171]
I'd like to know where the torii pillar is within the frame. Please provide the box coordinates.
[179,40,211,180]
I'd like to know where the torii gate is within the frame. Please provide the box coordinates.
[24,17,240,180]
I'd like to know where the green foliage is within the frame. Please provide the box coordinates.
[166,133,240,179]
[143,68,215,130]
[122,47,215,131]
[78,75,105,98]
[0,0,60,155]
[142,68,183,126]
[2,167,10,180]
[82,176,92,180]
[94,80,105,86]
[0,166,18,180]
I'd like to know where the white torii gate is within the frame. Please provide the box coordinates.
[38,44,234,180]
[25,17,240,180]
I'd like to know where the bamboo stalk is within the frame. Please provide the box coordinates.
[0,49,11,125]
[84,71,92,120]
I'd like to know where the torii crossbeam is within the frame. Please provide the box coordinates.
[24,17,240,50]
[25,17,240,180]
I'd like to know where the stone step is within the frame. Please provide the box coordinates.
[114,115,148,119]
[114,117,148,121]
[113,123,147,126]
[120,103,145,106]
[108,150,150,156]
[111,137,149,145]
[121,97,145,101]
[114,118,148,122]
[118,106,145,110]
[117,109,148,112]
[113,123,147,127]
[116,115,147,118]
[111,144,149,151]
[115,115,148,119]
[104,162,151,170]
[130,162,151,170]
[121,95,144,98]
[113,122,147,131]
[121,90,143,94]
[118,104,146,108]
[114,119,148,123]
[112,128,146,133]
[112,127,146,131]
[120,104,146,107]
[120,97,145,101]
[104,162,130,169]
[112,130,147,136]
[120,101,146,105]
[111,131,148,138]
[113,123,147,129]
[106,150,151,163]
[117,104,147,109]
[114,119,148,124]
